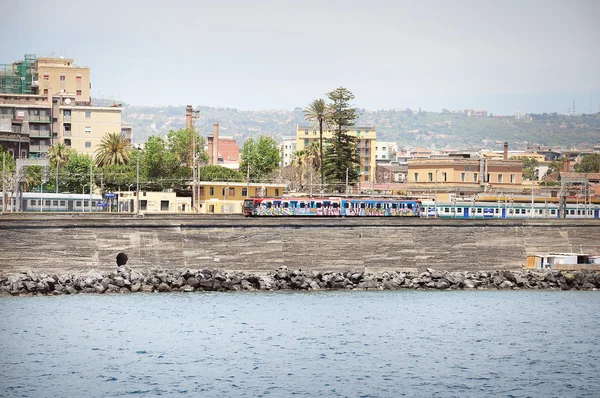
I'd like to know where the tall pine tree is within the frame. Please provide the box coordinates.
[323,87,360,192]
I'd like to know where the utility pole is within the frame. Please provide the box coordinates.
[2,152,5,212]
[246,162,250,198]
[136,152,140,215]
[89,157,93,213]
[345,167,349,197]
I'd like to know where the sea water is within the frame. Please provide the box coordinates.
[1,291,599,397]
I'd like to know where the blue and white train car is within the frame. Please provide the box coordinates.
[435,200,600,219]
[15,192,105,212]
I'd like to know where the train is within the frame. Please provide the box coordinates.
[244,196,600,219]
[2,192,105,212]
[243,197,422,217]
[423,200,600,219]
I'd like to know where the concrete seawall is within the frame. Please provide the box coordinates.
[1,214,599,276]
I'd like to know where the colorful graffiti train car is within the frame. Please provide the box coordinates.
[243,197,422,217]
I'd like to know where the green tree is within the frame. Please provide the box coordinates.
[323,87,360,189]
[48,143,73,193]
[575,153,600,173]
[141,135,190,190]
[515,157,539,181]
[304,99,331,189]
[62,152,95,194]
[95,132,131,167]
[199,165,244,182]
[239,136,280,181]
[167,128,208,167]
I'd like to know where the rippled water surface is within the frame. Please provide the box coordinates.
[1,291,599,397]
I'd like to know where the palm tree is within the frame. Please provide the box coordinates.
[48,143,72,193]
[95,132,131,167]
[304,99,332,191]
[292,150,306,189]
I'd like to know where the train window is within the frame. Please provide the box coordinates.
[392,203,397,209]
[264,202,272,208]
[444,208,450,212]
[332,203,339,208]
[408,204,413,209]
[550,210,556,214]
[360,203,366,209]
[45,200,51,206]
[92,201,97,206]
[84,201,89,207]
[376,203,381,209]
[344,202,349,208]
[316,202,322,208]
[457,208,462,213]
[60,201,66,206]
[76,201,81,207]
[52,200,58,206]
[300,202,305,208]
[283,202,289,208]
[477,208,482,213]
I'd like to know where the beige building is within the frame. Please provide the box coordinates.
[408,156,523,198]
[37,57,91,104]
[196,181,286,214]
[295,124,377,183]
[117,191,192,213]
[55,95,123,156]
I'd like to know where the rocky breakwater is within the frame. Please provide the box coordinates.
[1,267,599,296]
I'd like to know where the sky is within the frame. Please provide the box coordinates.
[2,0,600,115]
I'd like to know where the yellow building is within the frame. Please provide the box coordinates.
[116,191,192,213]
[295,124,376,183]
[196,181,286,214]
[37,57,91,104]
[408,156,523,197]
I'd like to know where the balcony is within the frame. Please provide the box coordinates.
[28,115,51,123]
[29,144,50,153]
[29,129,52,138]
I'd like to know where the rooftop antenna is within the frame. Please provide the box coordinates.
[572,100,576,115]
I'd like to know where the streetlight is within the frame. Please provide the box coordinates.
[136,150,140,215]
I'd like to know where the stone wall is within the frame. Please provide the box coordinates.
[1,215,599,276]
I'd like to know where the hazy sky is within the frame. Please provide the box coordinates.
[3,0,599,114]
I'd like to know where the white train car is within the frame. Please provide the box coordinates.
[13,192,105,212]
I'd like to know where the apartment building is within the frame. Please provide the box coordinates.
[279,136,296,167]
[0,93,51,158]
[375,141,398,161]
[295,124,377,183]
[1,55,129,159]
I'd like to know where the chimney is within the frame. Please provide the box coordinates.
[185,105,193,130]
[212,122,219,165]
[503,142,508,161]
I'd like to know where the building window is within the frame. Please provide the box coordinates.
[510,174,516,183]
[275,188,280,196]
[414,173,419,182]
[140,200,147,211]
[305,131,309,135]
[209,187,214,196]
[76,75,82,82]
[76,90,82,96]
[441,172,447,182]
[255,188,260,196]
[229,187,235,196]
[60,75,65,82]
[474,173,478,182]
[161,200,169,211]
[43,89,48,95]
[199,187,204,196]
[242,188,248,196]
[498,174,503,183]
[85,142,91,148]
[43,74,49,81]
[427,172,433,182]
[85,126,92,134]
[486,173,490,182]
[222,187,226,196]
[85,111,92,118]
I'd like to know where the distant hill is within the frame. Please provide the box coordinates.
[113,101,600,151]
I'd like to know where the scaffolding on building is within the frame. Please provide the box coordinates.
[0,54,38,95]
